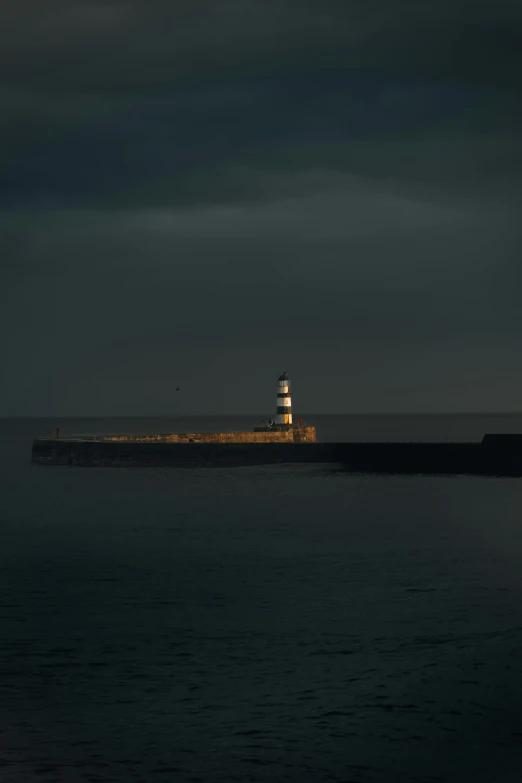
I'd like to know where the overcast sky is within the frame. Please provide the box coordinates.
[1,0,521,416]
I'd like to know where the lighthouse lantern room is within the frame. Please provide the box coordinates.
[276,372,293,426]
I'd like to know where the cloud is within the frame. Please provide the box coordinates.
[0,1,520,209]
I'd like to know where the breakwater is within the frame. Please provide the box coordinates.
[84,426,316,444]
[31,433,522,475]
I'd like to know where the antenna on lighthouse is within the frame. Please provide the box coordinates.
[275,371,292,427]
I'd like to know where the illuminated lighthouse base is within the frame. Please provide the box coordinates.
[276,372,292,426]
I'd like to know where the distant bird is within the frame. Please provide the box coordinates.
[176,386,180,392]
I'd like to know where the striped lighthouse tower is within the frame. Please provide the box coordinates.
[276,372,293,426]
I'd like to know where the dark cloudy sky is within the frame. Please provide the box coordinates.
[1,1,521,416]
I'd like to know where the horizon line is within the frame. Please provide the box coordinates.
[3,411,522,420]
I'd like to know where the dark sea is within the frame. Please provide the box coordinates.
[2,414,522,782]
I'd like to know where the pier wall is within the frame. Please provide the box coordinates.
[30,435,522,474]
[89,426,316,444]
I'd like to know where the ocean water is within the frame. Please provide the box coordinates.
[2,415,522,782]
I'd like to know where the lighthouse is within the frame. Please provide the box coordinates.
[275,372,293,426]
